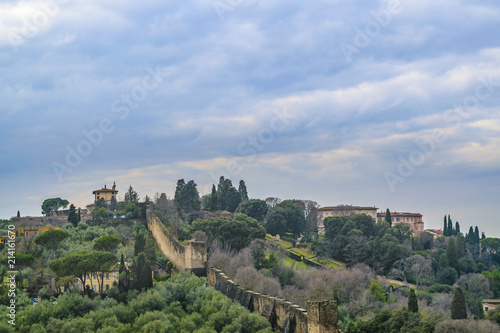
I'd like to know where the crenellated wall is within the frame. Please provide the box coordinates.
[208,268,338,333]
[147,213,207,275]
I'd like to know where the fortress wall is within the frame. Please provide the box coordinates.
[208,268,338,333]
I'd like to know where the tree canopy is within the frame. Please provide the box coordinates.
[41,198,69,216]
[34,229,69,258]
[93,235,122,253]
[192,213,265,250]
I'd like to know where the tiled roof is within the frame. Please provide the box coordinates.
[318,206,378,211]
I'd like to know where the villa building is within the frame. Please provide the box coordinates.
[377,212,425,236]
[93,182,118,203]
[317,205,378,234]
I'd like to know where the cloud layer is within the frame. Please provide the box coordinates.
[1,0,499,236]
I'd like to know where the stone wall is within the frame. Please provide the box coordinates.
[147,213,207,275]
[208,268,338,333]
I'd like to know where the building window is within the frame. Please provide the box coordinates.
[106,284,110,290]
[93,285,96,292]
[106,273,109,279]
[93,274,96,279]
[396,218,400,222]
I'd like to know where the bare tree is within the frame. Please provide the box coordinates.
[389,255,432,290]
[335,205,356,217]
[265,197,282,208]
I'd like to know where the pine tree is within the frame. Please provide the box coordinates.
[408,289,418,313]
[210,185,218,212]
[238,180,249,201]
[444,216,448,236]
[455,222,460,236]
[67,204,79,227]
[385,209,392,226]
[134,233,146,256]
[451,287,467,319]
[16,211,20,218]
[124,185,139,203]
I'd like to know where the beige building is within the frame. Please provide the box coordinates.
[93,182,118,203]
[483,299,500,312]
[424,229,444,239]
[377,212,424,235]
[317,205,378,235]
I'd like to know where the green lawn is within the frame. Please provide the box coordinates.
[282,256,308,270]
[318,259,343,269]
[290,248,315,259]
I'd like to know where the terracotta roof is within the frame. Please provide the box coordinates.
[377,212,422,217]
[425,229,443,235]
[93,188,118,194]
[318,206,378,211]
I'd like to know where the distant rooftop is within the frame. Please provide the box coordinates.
[318,205,378,211]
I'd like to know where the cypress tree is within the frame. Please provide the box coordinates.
[455,222,460,236]
[134,233,146,256]
[408,289,418,313]
[68,204,79,227]
[446,238,458,270]
[447,215,453,236]
[210,185,218,212]
[238,180,249,201]
[474,226,480,244]
[174,179,186,212]
[16,211,20,218]
[142,259,153,290]
[444,216,448,236]
[118,253,129,293]
[439,253,449,269]
[385,209,392,226]
[133,254,145,291]
[183,180,201,212]
[456,233,466,259]
[451,287,467,319]
[467,226,474,244]
[218,179,232,211]
[482,232,486,240]
[217,176,225,197]
[77,208,81,222]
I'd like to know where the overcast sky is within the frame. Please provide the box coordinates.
[1,0,499,236]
